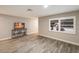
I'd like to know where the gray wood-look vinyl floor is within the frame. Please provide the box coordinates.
[0,34,79,53]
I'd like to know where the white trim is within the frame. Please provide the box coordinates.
[39,34,79,46]
[0,37,11,41]
[27,32,38,35]
[0,32,38,41]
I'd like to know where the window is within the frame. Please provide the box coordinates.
[49,16,76,34]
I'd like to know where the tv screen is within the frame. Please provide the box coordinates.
[14,22,25,29]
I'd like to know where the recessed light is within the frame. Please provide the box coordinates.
[44,5,48,8]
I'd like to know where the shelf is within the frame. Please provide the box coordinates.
[12,28,26,38]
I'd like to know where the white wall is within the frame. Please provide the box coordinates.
[39,11,79,46]
[26,17,38,34]
[0,14,38,40]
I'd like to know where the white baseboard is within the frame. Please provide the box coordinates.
[0,32,37,41]
[39,34,79,46]
[27,32,38,35]
[0,37,11,41]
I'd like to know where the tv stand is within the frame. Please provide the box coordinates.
[12,28,26,39]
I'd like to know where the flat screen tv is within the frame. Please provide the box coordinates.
[14,22,25,29]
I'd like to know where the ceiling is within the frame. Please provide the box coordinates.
[0,5,79,18]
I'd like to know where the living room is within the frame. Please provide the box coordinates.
[0,5,79,53]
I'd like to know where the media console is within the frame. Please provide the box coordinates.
[12,22,26,38]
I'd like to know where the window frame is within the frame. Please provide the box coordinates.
[49,16,76,34]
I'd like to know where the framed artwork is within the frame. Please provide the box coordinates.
[49,16,76,34]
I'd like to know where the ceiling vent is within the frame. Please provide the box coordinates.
[27,9,32,12]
